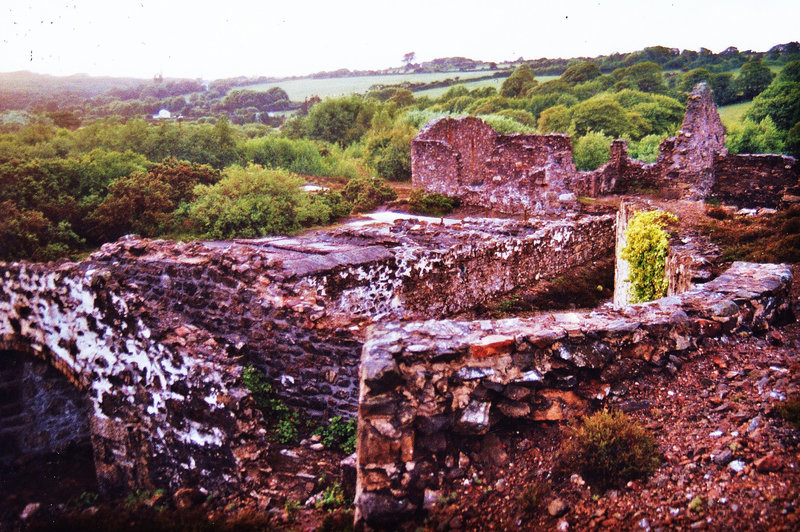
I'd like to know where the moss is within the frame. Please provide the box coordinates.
[407,189,460,217]
[517,480,548,513]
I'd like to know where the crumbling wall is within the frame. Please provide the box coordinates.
[412,84,797,209]
[411,117,578,212]
[0,350,92,465]
[355,261,793,527]
[713,154,800,208]
[0,212,616,498]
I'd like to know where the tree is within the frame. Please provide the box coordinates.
[573,131,613,171]
[746,81,800,130]
[561,62,601,85]
[402,52,416,67]
[306,95,376,146]
[537,105,572,134]
[570,95,631,138]
[737,59,775,100]
[500,64,536,98]
[89,171,175,241]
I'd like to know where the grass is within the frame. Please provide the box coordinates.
[698,205,800,263]
[718,101,752,129]
[239,70,504,100]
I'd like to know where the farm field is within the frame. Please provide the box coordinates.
[414,74,559,98]
[718,100,752,127]
[240,70,505,100]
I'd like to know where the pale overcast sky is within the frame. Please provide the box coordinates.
[1,0,798,80]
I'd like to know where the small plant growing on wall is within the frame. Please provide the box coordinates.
[620,209,678,303]
[242,365,299,444]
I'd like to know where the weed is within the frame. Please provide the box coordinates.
[284,499,301,519]
[776,396,800,429]
[517,480,548,513]
[437,491,459,506]
[316,482,348,511]
[242,365,300,444]
[314,416,358,454]
[689,495,705,513]
[557,409,660,491]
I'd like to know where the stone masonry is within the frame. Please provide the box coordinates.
[0,212,613,498]
[355,261,793,526]
[412,84,799,210]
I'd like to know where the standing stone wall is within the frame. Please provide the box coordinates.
[355,262,793,527]
[412,84,798,210]
[713,153,800,208]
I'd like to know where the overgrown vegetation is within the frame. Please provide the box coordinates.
[621,210,679,303]
[340,175,397,213]
[314,416,358,455]
[242,365,299,444]
[557,409,660,491]
[407,189,460,216]
[698,205,800,263]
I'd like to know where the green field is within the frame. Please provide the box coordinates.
[414,74,560,99]
[240,70,505,100]
[718,101,752,128]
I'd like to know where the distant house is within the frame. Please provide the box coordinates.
[152,109,171,119]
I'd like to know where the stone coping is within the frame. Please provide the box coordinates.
[355,261,793,527]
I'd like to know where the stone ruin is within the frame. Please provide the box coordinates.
[412,83,799,210]
[0,83,798,529]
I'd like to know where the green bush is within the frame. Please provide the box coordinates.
[726,117,785,154]
[186,165,342,239]
[573,131,613,171]
[240,136,362,179]
[620,210,678,303]
[407,189,460,216]
[341,175,397,213]
[314,416,357,454]
[558,409,660,491]
[628,134,666,163]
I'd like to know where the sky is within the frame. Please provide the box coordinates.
[1,0,798,80]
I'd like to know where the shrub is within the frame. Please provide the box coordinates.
[186,165,341,239]
[558,409,660,491]
[573,131,613,171]
[316,482,347,510]
[341,176,397,213]
[620,209,678,303]
[314,416,357,454]
[407,189,460,216]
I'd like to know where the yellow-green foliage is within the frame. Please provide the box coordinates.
[558,409,660,490]
[621,210,678,303]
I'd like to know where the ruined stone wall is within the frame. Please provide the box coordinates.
[412,84,797,209]
[0,249,265,497]
[0,350,91,465]
[411,117,577,213]
[355,262,793,527]
[713,154,800,208]
[0,212,616,497]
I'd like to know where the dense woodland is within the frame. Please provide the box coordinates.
[1,44,799,263]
